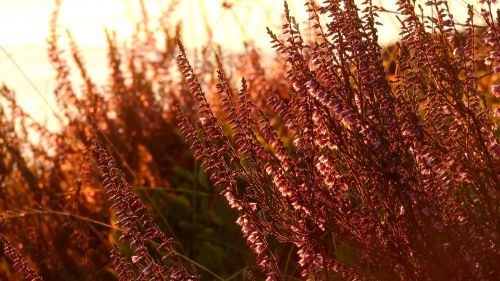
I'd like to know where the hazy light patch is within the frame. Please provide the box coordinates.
[0,0,497,129]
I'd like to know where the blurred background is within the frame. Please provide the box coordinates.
[0,0,485,130]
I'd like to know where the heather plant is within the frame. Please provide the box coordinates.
[94,144,198,280]
[177,0,500,280]
[1,0,289,279]
[0,0,499,280]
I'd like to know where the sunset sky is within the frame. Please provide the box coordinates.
[0,0,491,129]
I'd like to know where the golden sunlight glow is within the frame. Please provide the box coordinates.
[0,0,491,129]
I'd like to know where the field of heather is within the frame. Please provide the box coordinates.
[0,0,499,280]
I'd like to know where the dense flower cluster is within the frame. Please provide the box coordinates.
[177,0,500,280]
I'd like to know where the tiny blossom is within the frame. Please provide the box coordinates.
[480,9,490,17]
[492,84,500,97]
[131,255,141,263]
